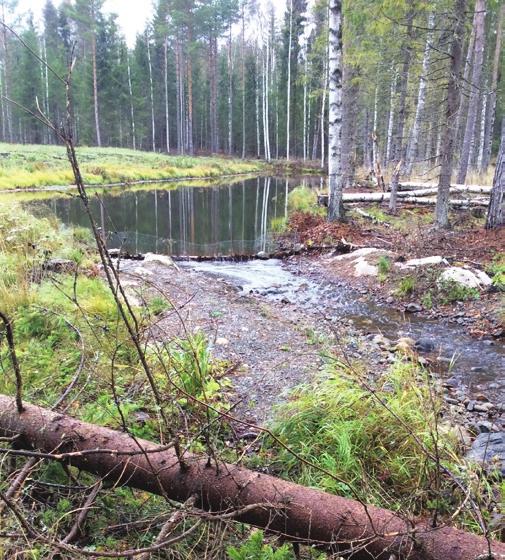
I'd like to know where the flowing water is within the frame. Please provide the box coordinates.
[25,177,505,403]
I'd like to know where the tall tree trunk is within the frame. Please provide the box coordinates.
[241,4,246,159]
[303,48,308,161]
[486,119,505,228]
[320,61,328,169]
[405,12,434,177]
[457,0,487,184]
[209,36,218,153]
[187,28,194,156]
[436,0,466,227]
[127,56,136,150]
[91,2,101,147]
[164,37,170,153]
[228,26,233,156]
[389,10,414,212]
[384,68,397,167]
[0,1,11,141]
[327,0,344,221]
[146,37,156,153]
[342,64,359,189]
[286,0,293,160]
[255,48,261,157]
[481,3,504,173]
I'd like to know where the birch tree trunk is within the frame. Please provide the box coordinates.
[0,1,12,141]
[255,48,261,157]
[186,26,194,156]
[486,119,505,229]
[286,0,293,160]
[175,41,182,153]
[481,3,504,174]
[436,0,466,228]
[146,37,156,152]
[384,69,397,167]
[456,0,487,184]
[405,12,434,177]
[303,49,308,161]
[320,60,328,169]
[209,36,218,153]
[241,3,246,159]
[327,0,344,221]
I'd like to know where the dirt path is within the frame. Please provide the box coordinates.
[118,259,330,424]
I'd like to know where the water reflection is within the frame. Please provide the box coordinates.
[41,177,305,257]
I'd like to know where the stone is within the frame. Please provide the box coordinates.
[292,243,304,254]
[354,259,379,277]
[395,337,416,354]
[405,303,422,313]
[396,255,448,270]
[474,402,495,414]
[43,258,77,273]
[256,251,270,260]
[144,253,175,268]
[414,338,437,353]
[466,432,505,476]
[215,337,229,346]
[438,267,492,290]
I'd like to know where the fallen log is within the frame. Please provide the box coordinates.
[0,396,503,560]
[398,182,492,193]
[319,191,490,206]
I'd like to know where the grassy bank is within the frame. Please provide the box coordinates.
[0,143,265,190]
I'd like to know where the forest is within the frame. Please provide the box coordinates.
[0,0,504,558]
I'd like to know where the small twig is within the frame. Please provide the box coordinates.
[61,481,102,544]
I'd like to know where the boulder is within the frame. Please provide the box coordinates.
[405,303,422,313]
[256,251,270,260]
[438,267,492,290]
[414,338,437,353]
[466,432,505,476]
[396,256,448,270]
[144,253,175,268]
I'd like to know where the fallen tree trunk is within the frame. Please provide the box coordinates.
[0,396,503,559]
[319,191,490,206]
[398,182,492,193]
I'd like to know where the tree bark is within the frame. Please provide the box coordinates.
[486,119,505,228]
[327,0,344,221]
[0,395,503,560]
[342,64,359,189]
[457,0,487,184]
[286,0,293,161]
[481,3,504,174]
[435,0,467,228]
[146,37,156,153]
[405,13,435,177]
[164,37,170,153]
[90,1,101,147]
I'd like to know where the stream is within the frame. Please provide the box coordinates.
[24,177,505,404]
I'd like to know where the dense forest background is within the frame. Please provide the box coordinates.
[0,0,504,183]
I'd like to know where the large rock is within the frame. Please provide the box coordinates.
[144,253,175,268]
[439,267,492,290]
[329,248,396,278]
[466,432,505,476]
[396,256,448,270]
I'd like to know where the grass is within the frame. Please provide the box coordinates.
[0,143,265,190]
[288,185,323,215]
[265,359,502,536]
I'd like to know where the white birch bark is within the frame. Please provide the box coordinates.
[327,0,344,221]
[164,37,170,153]
[286,0,293,160]
[127,54,136,150]
[146,37,156,152]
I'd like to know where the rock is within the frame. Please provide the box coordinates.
[474,402,495,414]
[132,267,153,277]
[386,296,394,304]
[396,255,448,270]
[471,366,485,373]
[467,400,475,412]
[144,253,174,268]
[256,251,270,260]
[438,267,492,290]
[43,258,77,273]
[292,243,304,254]
[215,337,229,346]
[405,303,422,313]
[466,432,505,476]
[395,337,416,355]
[414,338,436,353]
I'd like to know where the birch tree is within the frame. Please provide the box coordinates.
[327,0,343,221]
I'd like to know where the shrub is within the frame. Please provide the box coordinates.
[227,530,294,560]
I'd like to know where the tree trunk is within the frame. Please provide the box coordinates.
[228,25,233,156]
[486,119,505,228]
[1,395,503,560]
[146,37,156,153]
[91,13,101,147]
[341,64,359,189]
[164,37,170,153]
[405,13,435,177]
[457,0,487,184]
[481,3,504,174]
[241,3,246,159]
[286,0,293,161]
[436,0,467,227]
[389,10,414,212]
[327,0,344,221]
[187,27,194,156]
[209,36,218,153]
[384,68,397,167]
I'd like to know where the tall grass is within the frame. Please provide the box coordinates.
[0,143,265,190]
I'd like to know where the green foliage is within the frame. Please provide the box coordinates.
[377,256,391,275]
[268,361,461,512]
[438,281,480,304]
[487,254,505,291]
[396,275,416,296]
[287,186,319,214]
[227,530,294,560]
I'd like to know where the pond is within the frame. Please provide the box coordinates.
[33,177,315,257]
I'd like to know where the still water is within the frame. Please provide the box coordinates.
[38,177,307,257]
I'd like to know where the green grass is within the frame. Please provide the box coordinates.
[0,143,265,190]
[287,185,322,214]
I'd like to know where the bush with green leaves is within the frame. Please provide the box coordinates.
[227,530,294,560]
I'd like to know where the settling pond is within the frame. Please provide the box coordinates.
[24,177,505,404]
